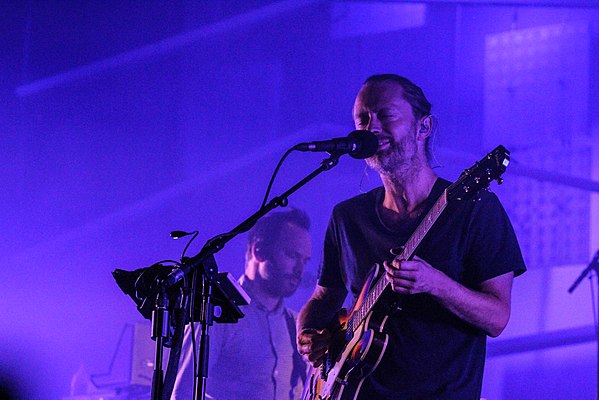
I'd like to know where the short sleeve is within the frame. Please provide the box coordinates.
[464,192,526,285]
[317,210,347,289]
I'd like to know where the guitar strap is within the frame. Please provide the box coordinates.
[284,308,307,400]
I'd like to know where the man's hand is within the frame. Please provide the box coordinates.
[297,285,347,366]
[297,328,332,367]
[384,256,515,337]
[383,255,446,295]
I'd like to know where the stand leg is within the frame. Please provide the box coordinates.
[194,275,214,400]
[151,288,169,400]
[151,338,164,400]
[195,323,209,399]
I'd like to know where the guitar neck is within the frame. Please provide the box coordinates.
[349,189,449,331]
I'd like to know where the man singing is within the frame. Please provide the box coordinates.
[297,74,526,399]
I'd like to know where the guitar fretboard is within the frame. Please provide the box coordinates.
[348,189,449,333]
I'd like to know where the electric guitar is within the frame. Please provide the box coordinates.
[302,145,511,400]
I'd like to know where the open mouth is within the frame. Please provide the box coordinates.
[377,137,391,148]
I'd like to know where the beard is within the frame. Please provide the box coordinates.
[262,273,301,298]
[365,132,420,177]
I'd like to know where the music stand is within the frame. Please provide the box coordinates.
[113,151,345,400]
[113,255,249,400]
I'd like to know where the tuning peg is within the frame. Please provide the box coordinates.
[496,177,504,185]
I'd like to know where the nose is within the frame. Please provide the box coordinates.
[366,114,382,133]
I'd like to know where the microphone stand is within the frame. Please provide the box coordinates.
[154,152,343,400]
[162,152,342,290]
[194,270,213,400]
[568,249,599,400]
[150,286,169,400]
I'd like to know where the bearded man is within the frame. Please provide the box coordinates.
[297,74,526,400]
[173,208,311,400]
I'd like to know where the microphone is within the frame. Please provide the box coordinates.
[294,130,379,159]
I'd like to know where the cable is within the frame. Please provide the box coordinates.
[590,271,598,332]
[189,269,199,398]
[196,146,297,254]
[182,231,199,259]
[168,231,201,396]
[261,147,295,208]
[133,260,182,302]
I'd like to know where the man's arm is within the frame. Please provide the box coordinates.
[384,256,514,337]
[296,285,347,366]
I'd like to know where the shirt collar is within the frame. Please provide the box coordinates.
[239,274,285,315]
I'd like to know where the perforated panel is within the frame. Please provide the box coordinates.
[484,23,591,269]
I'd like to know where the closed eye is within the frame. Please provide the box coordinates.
[354,112,370,128]
[378,113,397,121]
[285,249,310,264]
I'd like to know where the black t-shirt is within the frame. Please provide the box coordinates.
[318,178,526,400]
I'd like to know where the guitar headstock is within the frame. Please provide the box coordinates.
[447,145,510,201]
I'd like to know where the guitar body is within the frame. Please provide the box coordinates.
[302,264,393,400]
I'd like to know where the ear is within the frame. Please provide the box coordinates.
[252,242,267,262]
[417,115,433,141]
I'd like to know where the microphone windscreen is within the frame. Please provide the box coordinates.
[349,130,379,159]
